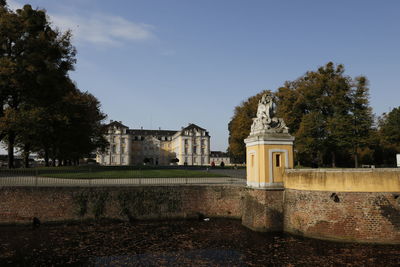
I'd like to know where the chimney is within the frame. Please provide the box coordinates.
[110,120,114,123]
[119,121,122,124]
[159,127,161,130]
[141,126,143,130]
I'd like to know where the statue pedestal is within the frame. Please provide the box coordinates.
[245,132,294,188]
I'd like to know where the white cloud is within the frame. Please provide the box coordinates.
[51,14,155,47]
[7,0,22,10]
[7,0,156,47]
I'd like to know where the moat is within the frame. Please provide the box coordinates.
[0,219,399,266]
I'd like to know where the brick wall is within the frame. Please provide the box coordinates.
[0,186,244,224]
[3,176,400,244]
[284,189,400,244]
[242,188,284,232]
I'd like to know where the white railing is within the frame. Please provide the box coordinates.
[0,175,245,187]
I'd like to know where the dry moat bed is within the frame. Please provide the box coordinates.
[0,219,399,266]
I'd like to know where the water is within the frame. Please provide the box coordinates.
[0,219,399,266]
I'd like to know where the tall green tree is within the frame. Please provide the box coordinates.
[1,1,107,168]
[228,90,269,163]
[276,62,356,167]
[0,2,76,167]
[54,87,108,165]
[348,76,373,167]
[378,107,400,166]
[228,62,374,167]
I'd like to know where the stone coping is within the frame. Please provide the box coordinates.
[284,168,400,192]
[286,168,400,173]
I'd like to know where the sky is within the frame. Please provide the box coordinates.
[4,0,400,152]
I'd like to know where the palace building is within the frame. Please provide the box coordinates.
[96,120,211,166]
[210,151,231,166]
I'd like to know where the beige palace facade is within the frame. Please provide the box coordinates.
[96,121,211,166]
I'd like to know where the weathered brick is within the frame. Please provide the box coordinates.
[284,189,400,244]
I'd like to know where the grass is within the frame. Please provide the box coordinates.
[38,169,228,179]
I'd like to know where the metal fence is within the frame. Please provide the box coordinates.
[0,167,246,187]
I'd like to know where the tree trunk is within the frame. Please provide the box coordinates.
[7,132,15,169]
[354,151,359,168]
[331,151,336,168]
[23,143,30,168]
[44,148,49,167]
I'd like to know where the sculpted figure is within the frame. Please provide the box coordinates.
[250,92,289,134]
[256,93,274,123]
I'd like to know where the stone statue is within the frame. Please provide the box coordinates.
[250,92,289,135]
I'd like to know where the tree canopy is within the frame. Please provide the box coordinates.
[376,107,400,166]
[228,62,381,167]
[0,1,107,168]
[228,90,269,163]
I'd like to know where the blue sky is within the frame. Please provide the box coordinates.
[5,0,400,152]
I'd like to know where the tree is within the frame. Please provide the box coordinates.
[0,2,76,167]
[276,62,356,167]
[348,76,373,167]
[228,62,374,167]
[1,2,107,168]
[378,107,400,166]
[228,90,269,163]
[7,106,47,168]
[170,158,179,164]
[275,62,374,167]
[55,87,108,165]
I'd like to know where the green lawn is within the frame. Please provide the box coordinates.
[38,169,227,179]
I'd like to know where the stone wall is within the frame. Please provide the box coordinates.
[283,169,400,244]
[284,190,400,244]
[2,169,400,244]
[0,186,244,224]
[242,188,284,232]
